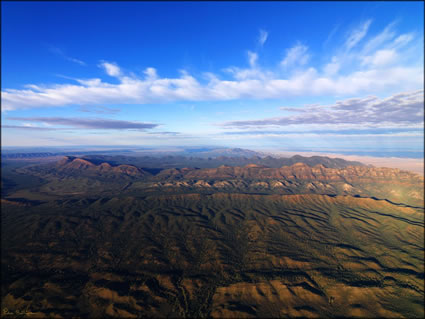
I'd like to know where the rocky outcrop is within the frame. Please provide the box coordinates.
[175,162,422,183]
[20,157,424,207]
[55,156,148,177]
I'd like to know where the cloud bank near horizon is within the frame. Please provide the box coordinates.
[221,89,424,129]
[2,21,423,111]
[6,117,159,130]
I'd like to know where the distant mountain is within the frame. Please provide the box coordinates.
[3,145,366,169]
[78,153,365,169]
[187,147,265,158]
[19,156,149,179]
[15,156,423,207]
[152,162,423,207]
[0,147,262,160]
[56,156,146,177]
[1,152,59,159]
[268,154,365,168]
[15,156,151,195]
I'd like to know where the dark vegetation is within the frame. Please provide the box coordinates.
[1,155,424,318]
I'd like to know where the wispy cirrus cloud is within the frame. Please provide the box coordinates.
[78,105,120,114]
[280,42,310,68]
[247,51,258,68]
[258,29,268,47]
[2,125,60,131]
[221,132,423,139]
[323,24,340,48]
[2,21,422,111]
[49,46,86,66]
[147,131,181,136]
[345,19,372,51]
[6,117,159,130]
[221,89,424,128]
[223,128,422,135]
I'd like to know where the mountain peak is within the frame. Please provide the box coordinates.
[57,156,77,166]
[61,158,96,170]
[57,156,96,169]
[72,158,95,165]
[99,162,112,169]
[54,156,147,177]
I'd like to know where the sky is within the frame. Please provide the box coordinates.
[1,1,424,158]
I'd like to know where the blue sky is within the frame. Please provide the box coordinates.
[1,1,424,157]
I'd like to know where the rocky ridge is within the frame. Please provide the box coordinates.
[47,156,148,177]
[15,156,424,207]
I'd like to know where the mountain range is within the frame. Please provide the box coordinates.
[14,156,423,207]
[1,154,424,318]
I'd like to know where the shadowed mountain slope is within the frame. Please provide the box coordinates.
[2,192,423,318]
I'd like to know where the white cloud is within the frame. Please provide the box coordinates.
[100,61,122,77]
[223,131,423,138]
[247,51,258,68]
[1,22,423,111]
[345,20,372,51]
[280,43,310,68]
[323,56,340,76]
[361,21,396,54]
[2,64,422,112]
[223,65,273,81]
[144,67,158,80]
[7,117,159,130]
[258,29,268,47]
[76,78,103,86]
[393,33,413,48]
[2,63,422,112]
[222,89,424,128]
[362,49,397,67]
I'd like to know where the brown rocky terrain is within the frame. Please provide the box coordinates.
[168,162,421,183]
[56,156,147,177]
[13,157,424,207]
[149,161,423,207]
[2,155,423,318]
